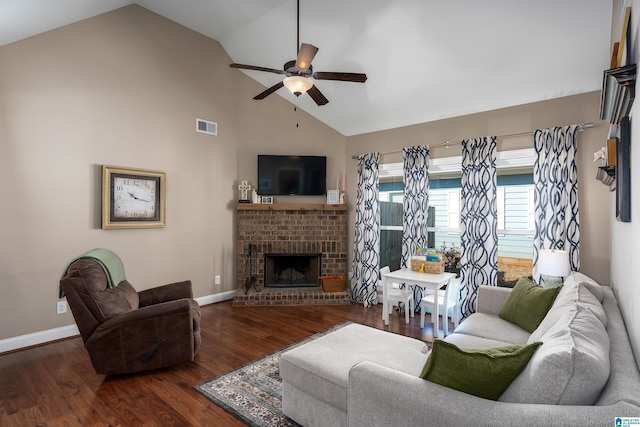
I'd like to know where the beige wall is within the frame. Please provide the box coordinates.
[346,92,612,286]
[0,5,346,341]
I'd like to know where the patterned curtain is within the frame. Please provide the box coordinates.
[351,153,380,307]
[459,136,498,320]
[402,146,430,312]
[532,126,579,282]
[401,145,430,267]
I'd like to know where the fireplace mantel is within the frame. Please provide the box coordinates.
[236,203,347,211]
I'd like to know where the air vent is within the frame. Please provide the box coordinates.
[196,118,218,136]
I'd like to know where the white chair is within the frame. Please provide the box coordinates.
[380,266,414,324]
[420,276,462,335]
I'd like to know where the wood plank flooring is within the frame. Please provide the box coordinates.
[0,301,440,427]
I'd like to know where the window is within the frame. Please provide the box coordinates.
[528,187,535,230]
[497,187,505,230]
[378,149,535,285]
[379,176,404,271]
[448,190,460,229]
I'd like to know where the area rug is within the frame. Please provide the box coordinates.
[195,321,353,427]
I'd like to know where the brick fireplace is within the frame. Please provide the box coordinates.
[236,204,348,295]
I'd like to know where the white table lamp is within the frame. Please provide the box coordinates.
[538,249,570,286]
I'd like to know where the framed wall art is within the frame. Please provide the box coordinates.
[327,190,340,204]
[102,165,166,229]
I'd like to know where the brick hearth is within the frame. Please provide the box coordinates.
[232,287,351,306]
[235,203,348,304]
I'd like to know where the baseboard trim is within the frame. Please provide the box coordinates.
[195,289,236,306]
[0,290,237,354]
[0,324,81,354]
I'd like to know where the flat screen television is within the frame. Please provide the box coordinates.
[257,155,327,196]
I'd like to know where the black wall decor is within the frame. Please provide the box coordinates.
[617,116,631,222]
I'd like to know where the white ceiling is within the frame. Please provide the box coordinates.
[1,0,613,136]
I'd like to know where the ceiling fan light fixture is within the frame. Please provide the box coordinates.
[283,76,313,96]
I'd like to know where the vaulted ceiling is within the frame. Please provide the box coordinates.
[1,0,613,136]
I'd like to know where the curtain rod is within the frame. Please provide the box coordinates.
[350,122,594,159]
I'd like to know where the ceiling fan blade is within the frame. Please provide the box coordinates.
[295,43,318,70]
[254,81,285,100]
[230,63,285,75]
[307,85,329,106]
[314,71,368,83]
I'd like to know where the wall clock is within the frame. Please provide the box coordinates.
[102,165,166,229]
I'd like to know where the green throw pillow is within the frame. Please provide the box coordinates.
[499,276,562,333]
[420,339,542,400]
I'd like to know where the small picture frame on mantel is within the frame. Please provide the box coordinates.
[261,196,273,204]
[327,190,340,204]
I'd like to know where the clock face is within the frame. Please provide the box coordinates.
[112,176,157,219]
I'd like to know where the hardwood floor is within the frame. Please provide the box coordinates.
[0,301,440,426]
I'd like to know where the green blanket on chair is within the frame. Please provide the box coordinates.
[59,248,126,298]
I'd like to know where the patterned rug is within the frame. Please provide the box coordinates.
[194,321,352,427]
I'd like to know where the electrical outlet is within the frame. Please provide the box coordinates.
[214,275,221,285]
[56,301,67,314]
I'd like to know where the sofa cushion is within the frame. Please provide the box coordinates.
[499,277,562,333]
[501,304,610,405]
[91,280,139,319]
[564,271,604,302]
[420,339,542,400]
[280,324,427,412]
[530,282,606,343]
[529,278,576,343]
[454,312,530,345]
[444,332,519,350]
[576,283,607,326]
[563,273,606,325]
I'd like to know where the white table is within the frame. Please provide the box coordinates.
[381,268,456,337]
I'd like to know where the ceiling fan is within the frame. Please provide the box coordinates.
[229,0,367,106]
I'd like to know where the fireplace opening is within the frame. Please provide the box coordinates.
[264,253,321,287]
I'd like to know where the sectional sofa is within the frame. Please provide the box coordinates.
[279,272,640,426]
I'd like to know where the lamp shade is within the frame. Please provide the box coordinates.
[538,249,570,277]
[283,76,313,96]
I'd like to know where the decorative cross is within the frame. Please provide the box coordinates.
[238,180,252,200]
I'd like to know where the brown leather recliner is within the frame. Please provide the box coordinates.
[60,258,201,375]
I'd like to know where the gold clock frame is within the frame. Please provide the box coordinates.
[101,165,166,229]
